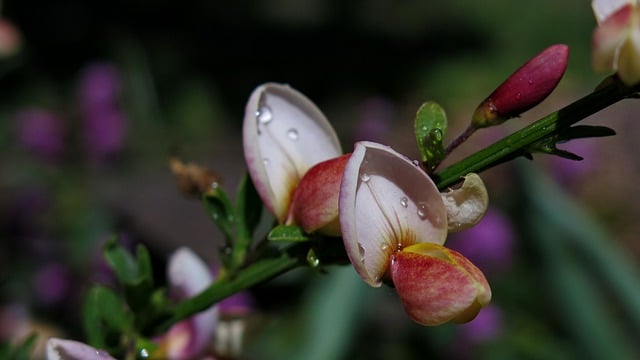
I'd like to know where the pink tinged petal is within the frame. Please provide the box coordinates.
[615,12,640,84]
[166,247,218,358]
[339,141,447,287]
[441,173,489,232]
[46,338,116,360]
[390,243,491,326]
[287,154,350,236]
[592,4,634,73]
[243,83,342,222]
[592,0,634,23]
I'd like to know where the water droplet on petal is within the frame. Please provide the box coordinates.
[256,105,273,124]
[412,160,420,167]
[139,349,150,359]
[515,93,522,100]
[400,197,408,208]
[359,173,370,183]
[417,202,429,220]
[263,158,270,166]
[287,128,299,140]
[96,350,111,358]
[358,243,366,257]
[528,79,534,85]
[381,243,389,252]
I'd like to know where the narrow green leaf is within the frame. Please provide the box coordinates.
[414,101,447,171]
[236,173,263,237]
[202,186,236,242]
[136,244,153,288]
[103,237,138,284]
[96,286,133,333]
[11,333,37,360]
[268,225,310,242]
[556,125,616,141]
[83,286,108,348]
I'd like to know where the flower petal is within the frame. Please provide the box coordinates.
[616,13,640,85]
[165,247,218,358]
[592,0,633,24]
[46,338,116,360]
[243,83,342,222]
[390,243,491,326]
[592,3,633,73]
[339,141,447,286]
[287,154,350,236]
[441,173,489,232]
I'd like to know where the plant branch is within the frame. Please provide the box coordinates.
[434,76,638,189]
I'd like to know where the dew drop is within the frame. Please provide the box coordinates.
[515,93,522,100]
[358,243,366,257]
[263,158,270,166]
[528,79,534,85]
[96,350,111,358]
[400,197,408,208]
[139,348,150,359]
[417,202,429,220]
[381,243,389,252]
[412,160,420,167]
[256,105,273,124]
[359,173,370,183]
[287,128,299,140]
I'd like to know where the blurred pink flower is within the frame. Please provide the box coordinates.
[0,18,22,58]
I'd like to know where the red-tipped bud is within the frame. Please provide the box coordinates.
[472,44,569,128]
[287,154,351,236]
[390,243,491,326]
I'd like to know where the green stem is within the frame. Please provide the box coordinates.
[434,76,637,189]
[157,248,306,331]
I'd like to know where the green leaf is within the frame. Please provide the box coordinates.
[103,239,154,311]
[555,125,616,141]
[414,101,447,172]
[268,225,311,242]
[202,185,236,242]
[11,333,37,360]
[104,237,138,284]
[83,286,109,347]
[236,173,263,238]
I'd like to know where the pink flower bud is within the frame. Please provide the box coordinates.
[472,44,569,128]
[287,154,350,236]
[390,243,491,326]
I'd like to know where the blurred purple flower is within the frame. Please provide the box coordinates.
[219,289,254,317]
[77,63,122,112]
[448,207,515,276]
[33,263,71,305]
[458,303,503,344]
[353,97,395,143]
[82,109,127,163]
[14,109,65,162]
[547,140,598,188]
[77,62,127,164]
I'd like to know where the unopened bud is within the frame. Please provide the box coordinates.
[472,44,569,128]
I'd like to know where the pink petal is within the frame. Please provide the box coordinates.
[46,338,116,360]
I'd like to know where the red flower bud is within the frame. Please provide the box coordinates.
[472,44,569,128]
[287,154,351,236]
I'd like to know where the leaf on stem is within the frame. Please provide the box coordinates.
[268,224,311,242]
[414,101,448,172]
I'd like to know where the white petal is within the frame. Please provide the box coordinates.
[46,338,116,360]
[441,173,489,232]
[339,141,447,286]
[592,0,633,23]
[243,83,342,221]
[168,247,214,298]
[166,247,218,357]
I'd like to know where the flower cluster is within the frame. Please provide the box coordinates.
[242,83,491,326]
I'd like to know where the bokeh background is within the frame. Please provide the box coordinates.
[1,0,640,359]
